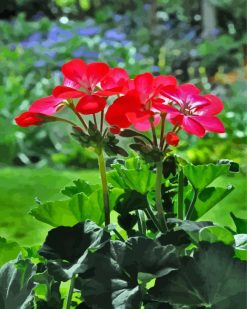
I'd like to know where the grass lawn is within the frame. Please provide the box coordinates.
[0,167,246,246]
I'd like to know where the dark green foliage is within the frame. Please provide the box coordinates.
[39,221,109,263]
[150,242,247,308]
[0,256,36,309]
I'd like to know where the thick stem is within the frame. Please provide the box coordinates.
[177,169,184,220]
[98,149,110,226]
[155,160,168,232]
[65,274,76,309]
[186,188,199,220]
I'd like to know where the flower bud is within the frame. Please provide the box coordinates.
[166,132,179,146]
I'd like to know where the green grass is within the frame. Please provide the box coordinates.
[0,167,98,245]
[0,167,246,246]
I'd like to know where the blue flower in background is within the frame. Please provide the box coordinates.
[105,29,126,41]
[21,32,42,48]
[76,27,100,36]
[34,60,46,68]
[44,50,57,58]
[72,48,99,59]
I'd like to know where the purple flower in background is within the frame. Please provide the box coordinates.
[72,48,98,59]
[105,29,126,41]
[34,60,46,68]
[76,27,100,36]
[44,50,57,58]
[21,32,42,48]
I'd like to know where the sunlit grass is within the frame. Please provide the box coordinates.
[0,167,246,246]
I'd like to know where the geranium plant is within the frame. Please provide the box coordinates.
[1,59,246,309]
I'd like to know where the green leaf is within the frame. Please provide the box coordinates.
[168,218,214,233]
[115,190,149,215]
[30,188,122,227]
[33,270,63,309]
[76,241,142,308]
[61,179,100,197]
[107,157,156,194]
[39,221,109,263]
[167,218,214,243]
[0,256,36,309]
[150,242,247,307]
[76,237,178,308]
[231,212,247,233]
[199,226,234,245]
[0,237,22,266]
[183,163,230,190]
[234,234,247,260]
[192,185,234,220]
[38,221,110,283]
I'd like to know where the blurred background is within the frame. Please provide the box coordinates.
[0,0,246,245]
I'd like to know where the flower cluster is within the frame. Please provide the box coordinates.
[15,59,225,146]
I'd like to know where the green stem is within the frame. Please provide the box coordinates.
[68,103,88,130]
[150,119,158,147]
[113,228,125,241]
[93,114,97,128]
[136,210,146,235]
[75,111,88,130]
[52,116,78,127]
[144,206,162,232]
[155,160,168,232]
[98,149,110,226]
[65,274,76,309]
[186,188,199,220]
[159,113,166,149]
[100,110,104,134]
[177,169,184,220]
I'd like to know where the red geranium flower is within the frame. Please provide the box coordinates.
[15,112,44,127]
[157,84,225,137]
[29,96,65,116]
[96,67,130,96]
[105,72,177,131]
[53,59,110,115]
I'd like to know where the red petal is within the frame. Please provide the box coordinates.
[192,115,225,133]
[109,126,121,134]
[134,72,154,103]
[197,94,224,115]
[53,86,86,98]
[86,62,110,90]
[105,94,141,128]
[155,75,177,88]
[75,95,106,115]
[100,68,129,95]
[127,112,160,131]
[62,59,87,88]
[152,101,180,114]
[15,112,43,127]
[63,78,81,89]
[179,83,200,95]
[181,116,205,137]
[29,96,64,116]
